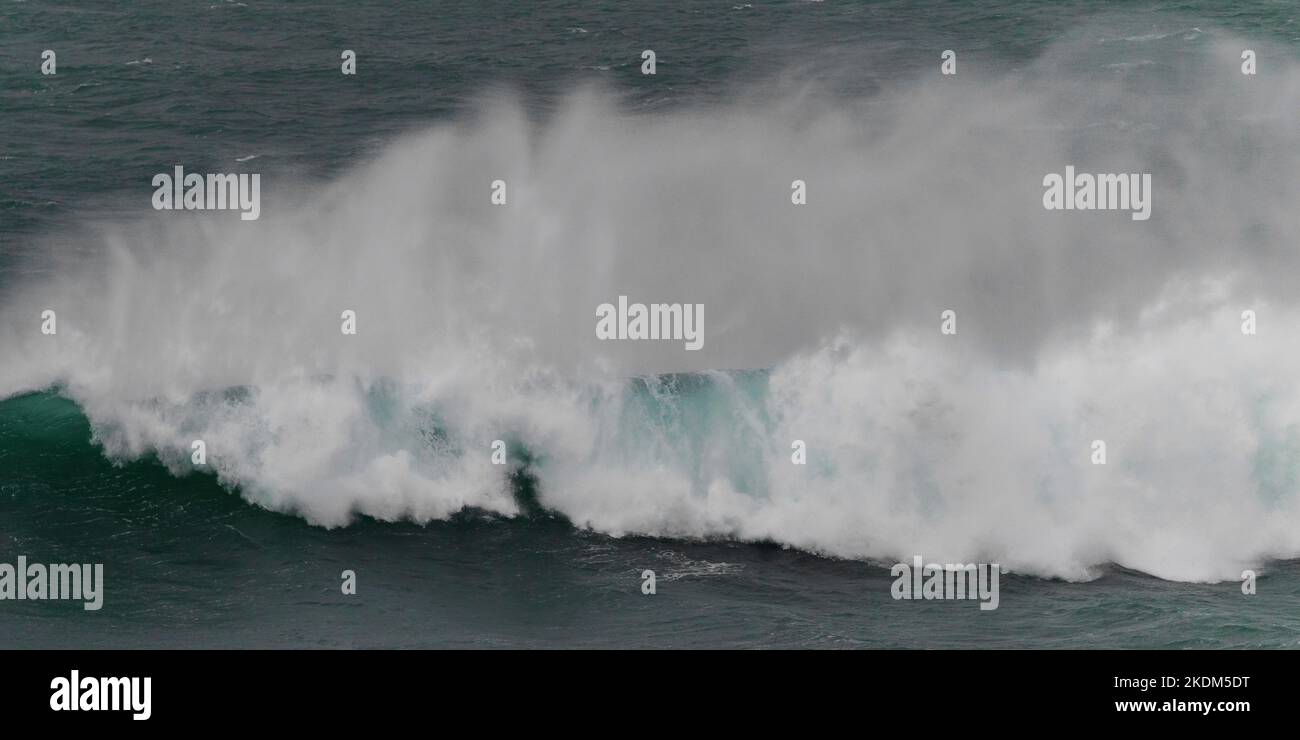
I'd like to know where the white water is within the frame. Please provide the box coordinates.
[3,34,1300,582]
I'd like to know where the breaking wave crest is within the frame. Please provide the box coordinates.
[4,30,1300,582]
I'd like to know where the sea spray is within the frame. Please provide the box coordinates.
[1,34,1299,583]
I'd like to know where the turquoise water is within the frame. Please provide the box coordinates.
[3,394,1298,649]
[4,1,1300,648]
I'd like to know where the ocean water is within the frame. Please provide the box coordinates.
[3,0,1300,648]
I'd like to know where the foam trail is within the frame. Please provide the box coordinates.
[2,31,1299,581]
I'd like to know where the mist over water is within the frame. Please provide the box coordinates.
[4,26,1300,584]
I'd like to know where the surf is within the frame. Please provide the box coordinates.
[3,30,1300,584]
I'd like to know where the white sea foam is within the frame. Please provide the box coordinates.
[3,34,1299,582]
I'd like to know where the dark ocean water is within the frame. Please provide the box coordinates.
[4,1,1300,648]
[5,395,1298,649]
